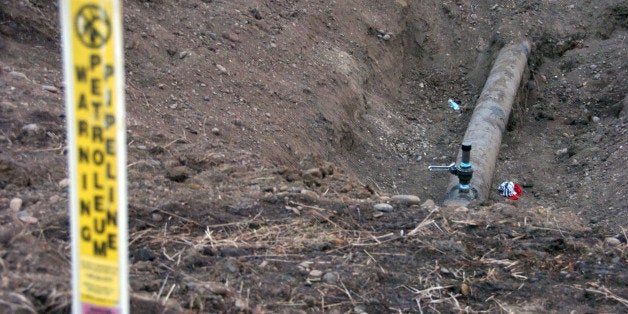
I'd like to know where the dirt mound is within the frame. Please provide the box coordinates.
[0,0,626,312]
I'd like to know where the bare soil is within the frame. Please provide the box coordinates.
[0,0,626,313]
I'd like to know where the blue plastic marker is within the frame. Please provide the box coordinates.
[448,99,460,111]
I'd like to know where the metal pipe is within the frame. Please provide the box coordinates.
[444,40,531,206]
[460,142,471,166]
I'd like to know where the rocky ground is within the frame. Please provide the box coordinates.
[0,0,626,313]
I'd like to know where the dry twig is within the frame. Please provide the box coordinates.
[157,209,205,227]
[407,209,441,237]
[578,284,628,307]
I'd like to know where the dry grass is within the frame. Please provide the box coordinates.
[129,202,408,260]
[121,199,626,313]
[575,283,628,308]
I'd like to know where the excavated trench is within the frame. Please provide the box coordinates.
[326,6,536,205]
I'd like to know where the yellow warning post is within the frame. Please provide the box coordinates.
[61,0,128,313]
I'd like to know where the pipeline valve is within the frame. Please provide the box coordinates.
[428,142,475,195]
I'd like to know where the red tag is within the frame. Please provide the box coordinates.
[508,183,522,200]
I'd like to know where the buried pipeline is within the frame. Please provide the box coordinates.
[431,40,531,207]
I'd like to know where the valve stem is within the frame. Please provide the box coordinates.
[428,142,475,195]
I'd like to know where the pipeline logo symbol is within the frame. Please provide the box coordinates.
[75,4,111,48]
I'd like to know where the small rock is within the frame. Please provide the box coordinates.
[374,203,394,212]
[308,269,323,281]
[17,211,38,224]
[591,116,600,123]
[250,8,263,20]
[0,101,17,111]
[20,123,46,141]
[216,64,228,74]
[221,32,240,43]
[592,134,603,143]
[59,178,70,188]
[258,260,269,268]
[151,213,163,222]
[235,298,249,311]
[232,119,244,127]
[165,166,191,182]
[382,33,391,41]
[184,279,198,291]
[135,248,156,261]
[521,179,534,188]
[340,184,352,193]
[298,261,312,272]
[461,283,470,296]
[300,189,319,201]
[178,50,189,59]
[9,198,23,212]
[605,237,621,247]
[309,270,322,277]
[49,195,62,203]
[354,305,367,314]
[224,257,239,273]
[391,194,421,205]
[9,71,28,80]
[322,272,338,284]
[211,127,220,135]
[42,85,59,93]
[302,167,322,178]
[420,199,436,211]
[555,148,568,156]
[218,247,246,257]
